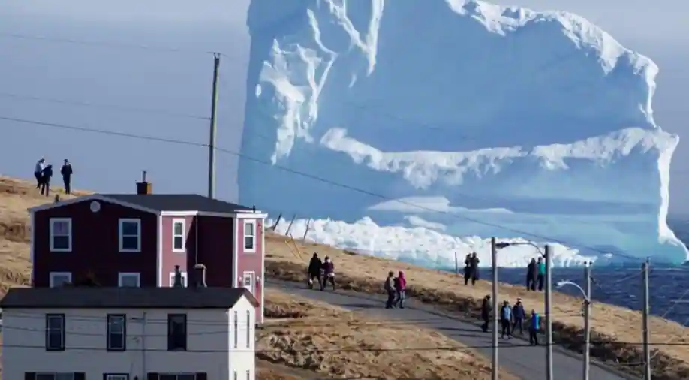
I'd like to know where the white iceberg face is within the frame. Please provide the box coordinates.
[240,0,687,266]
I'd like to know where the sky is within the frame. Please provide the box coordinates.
[1,0,688,213]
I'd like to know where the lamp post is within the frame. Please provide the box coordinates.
[556,261,592,380]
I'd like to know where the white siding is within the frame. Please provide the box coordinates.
[228,297,255,380]
[2,298,256,380]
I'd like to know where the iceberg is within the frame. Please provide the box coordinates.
[239,0,687,266]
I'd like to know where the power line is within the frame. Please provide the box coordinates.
[0,92,210,121]
[0,114,644,260]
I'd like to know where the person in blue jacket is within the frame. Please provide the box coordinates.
[512,298,526,335]
[529,309,540,345]
[500,300,512,339]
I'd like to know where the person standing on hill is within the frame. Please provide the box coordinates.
[34,158,45,188]
[40,164,53,196]
[307,253,322,290]
[463,253,473,286]
[481,295,492,332]
[384,271,396,309]
[469,252,480,285]
[500,300,512,339]
[394,270,407,309]
[321,256,335,291]
[529,309,540,345]
[526,258,537,291]
[512,298,526,335]
[61,159,73,194]
[537,257,546,291]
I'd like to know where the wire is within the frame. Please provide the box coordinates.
[0,92,210,121]
[0,114,646,261]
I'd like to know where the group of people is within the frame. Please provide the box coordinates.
[463,252,480,286]
[307,253,336,291]
[526,257,546,291]
[481,295,541,345]
[384,270,407,309]
[34,157,73,196]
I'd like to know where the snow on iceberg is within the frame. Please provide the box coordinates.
[240,0,687,265]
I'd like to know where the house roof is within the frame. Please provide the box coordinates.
[102,194,254,213]
[0,287,259,309]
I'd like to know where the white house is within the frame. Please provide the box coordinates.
[0,284,258,380]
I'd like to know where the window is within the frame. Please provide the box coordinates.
[242,271,255,294]
[246,370,250,380]
[167,314,187,351]
[49,272,72,288]
[118,219,141,252]
[118,272,140,287]
[169,271,188,287]
[49,218,72,252]
[107,314,126,351]
[246,310,251,348]
[172,219,185,252]
[158,376,198,380]
[233,311,238,348]
[243,221,256,252]
[233,372,237,380]
[104,374,128,380]
[33,373,83,380]
[45,314,65,351]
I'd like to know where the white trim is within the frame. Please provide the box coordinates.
[157,215,162,287]
[118,272,141,287]
[28,194,158,214]
[118,218,141,252]
[160,210,268,219]
[49,218,72,252]
[169,271,188,287]
[49,272,72,287]
[235,212,268,219]
[243,220,257,253]
[260,218,265,324]
[233,217,239,288]
[30,212,35,285]
[172,218,186,252]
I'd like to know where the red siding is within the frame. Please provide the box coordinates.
[160,215,196,287]
[33,199,157,287]
[236,217,264,321]
[196,215,234,287]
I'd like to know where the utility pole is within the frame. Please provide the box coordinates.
[583,262,591,380]
[207,53,221,199]
[642,260,651,380]
[491,237,498,380]
[545,244,553,380]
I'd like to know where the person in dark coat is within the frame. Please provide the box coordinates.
[307,253,322,289]
[469,252,480,285]
[61,159,73,194]
[464,253,473,285]
[321,256,335,291]
[526,258,537,291]
[512,298,526,335]
[500,300,512,339]
[537,257,546,291]
[481,295,492,332]
[384,271,396,309]
[34,158,45,188]
[40,164,53,196]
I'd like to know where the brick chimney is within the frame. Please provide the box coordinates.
[172,265,185,288]
[192,263,207,288]
[136,170,152,195]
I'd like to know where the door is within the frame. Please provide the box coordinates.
[242,271,255,294]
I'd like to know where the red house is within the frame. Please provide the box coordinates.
[28,179,268,322]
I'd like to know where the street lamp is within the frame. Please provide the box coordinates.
[557,261,592,380]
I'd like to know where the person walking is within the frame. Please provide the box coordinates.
[481,295,492,332]
[500,300,512,339]
[307,253,322,290]
[512,298,526,335]
[526,258,537,291]
[321,256,335,291]
[40,164,53,196]
[61,159,73,194]
[463,253,473,286]
[384,271,396,309]
[529,309,540,345]
[537,257,545,291]
[34,158,45,188]
[469,252,480,285]
[394,270,407,309]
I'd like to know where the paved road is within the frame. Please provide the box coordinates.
[268,280,636,380]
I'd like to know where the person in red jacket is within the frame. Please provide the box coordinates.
[395,271,407,309]
[321,256,335,291]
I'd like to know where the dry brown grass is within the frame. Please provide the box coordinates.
[260,289,517,380]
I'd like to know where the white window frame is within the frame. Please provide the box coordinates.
[49,218,72,252]
[242,271,256,294]
[169,271,188,287]
[49,272,72,288]
[118,218,141,252]
[243,220,256,252]
[118,272,141,287]
[106,314,127,351]
[172,218,186,252]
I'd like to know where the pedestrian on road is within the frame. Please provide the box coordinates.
[529,309,540,345]
[512,298,525,335]
[61,159,73,194]
[321,256,335,291]
[481,295,492,332]
[34,158,45,188]
[468,252,480,285]
[526,258,537,291]
[463,253,472,286]
[307,253,322,290]
[394,270,406,309]
[537,257,545,291]
[500,300,512,339]
[40,164,53,197]
[384,271,396,309]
